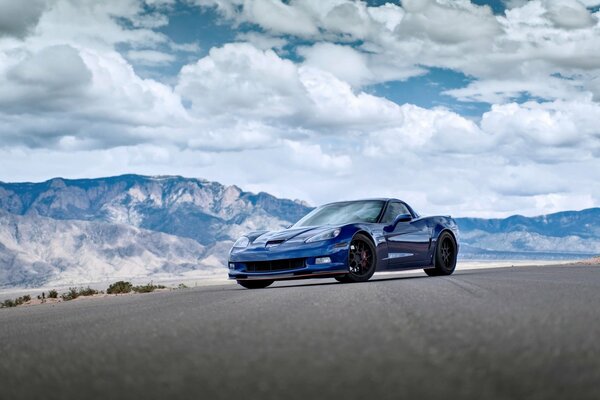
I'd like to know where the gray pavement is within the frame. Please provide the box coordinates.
[1,264,599,400]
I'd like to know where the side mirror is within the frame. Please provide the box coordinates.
[384,213,412,232]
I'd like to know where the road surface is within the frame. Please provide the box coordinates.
[1,264,599,400]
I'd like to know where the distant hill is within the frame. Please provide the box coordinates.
[0,175,310,288]
[0,174,597,287]
[0,174,310,245]
[456,209,600,259]
[0,211,207,287]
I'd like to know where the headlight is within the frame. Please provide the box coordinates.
[305,228,341,243]
[232,236,250,248]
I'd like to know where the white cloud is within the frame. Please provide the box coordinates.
[0,0,47,38]
[285,140,352,173]
[543,0,597,29]
[0,45,91,113]
[127,49,176,65]
[298,42,423,87]
[234,31,287,50]
[398,0,501,44]
[443,76,589,104]
[0,0,599,218]
[243,0,318,36]
[480,99,600,160]
[0,44,188,149]
[195,0,600,104]
[176,43,308,119]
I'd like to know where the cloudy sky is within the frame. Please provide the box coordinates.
[0,0,599,217]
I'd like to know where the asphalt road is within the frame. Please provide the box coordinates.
[1,264,600,400]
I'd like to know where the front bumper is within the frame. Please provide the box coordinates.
[228,240,349,281]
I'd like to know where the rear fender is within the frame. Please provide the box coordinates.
[428,216,459,266]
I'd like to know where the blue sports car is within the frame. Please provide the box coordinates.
[228,199,459,289]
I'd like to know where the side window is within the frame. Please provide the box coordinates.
[381,202,410,224]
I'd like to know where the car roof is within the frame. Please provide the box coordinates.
[321,198,402,206]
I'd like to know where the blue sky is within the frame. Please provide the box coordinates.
[0,0,599,217]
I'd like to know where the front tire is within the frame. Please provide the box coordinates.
[237,280,274,289]
[424,231,457,276]
[336,233,377,283]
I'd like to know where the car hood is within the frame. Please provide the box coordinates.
[251,226,338,245]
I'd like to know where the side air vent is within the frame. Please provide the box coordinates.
[266,239,286,247]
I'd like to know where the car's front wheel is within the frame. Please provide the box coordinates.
[424,231,457,276]
[336,233,377,283]
[237,280,274,289]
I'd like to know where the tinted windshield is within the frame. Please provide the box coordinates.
[293,200,385,227]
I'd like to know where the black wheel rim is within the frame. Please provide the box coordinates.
[349,239,374,276]
[440,237,454,269]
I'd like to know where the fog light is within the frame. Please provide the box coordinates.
[315,257,331,265]
[229,263,235,269]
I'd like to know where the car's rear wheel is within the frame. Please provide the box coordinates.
[237,280,274,289]
[336,233,376,283]
[424,231,457,276]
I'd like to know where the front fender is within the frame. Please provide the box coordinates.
[348,224,389,271]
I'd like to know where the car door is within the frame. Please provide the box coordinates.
[381,202,431,268]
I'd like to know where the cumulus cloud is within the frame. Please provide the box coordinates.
[298,43,373,88]
[480,99,600,162]
[0,45,91,112]
[0,0,599,218]
[398,0,501,44]
[177,43,308,119]
[297,42,423,87]
[0,0,47,38]
[543,0,597,29]
[175,42,473,144]
[0,45,188,149]
[194,0,600,104]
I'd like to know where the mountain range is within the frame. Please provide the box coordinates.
[0,174,597,288]
[0,175,309,288]
[456,210,600,259]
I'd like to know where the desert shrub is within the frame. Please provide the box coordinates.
[78,287,98,297]
[48,289,58,299]
[1,299,16,308]
[14,295,30,305]
[132,283,152,293]
[1,295,31,308]
[132,283,154,293]
[107,281,133,294]
[132,282,167,293]
[61,287,80,301]
[177,283,188,290]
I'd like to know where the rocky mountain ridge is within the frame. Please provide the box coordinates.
[0,175,310,287]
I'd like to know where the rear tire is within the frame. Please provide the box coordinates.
[336,233,377,283]
[424,231,457,276]
[237,280,274,289]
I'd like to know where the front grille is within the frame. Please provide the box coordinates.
[245,258,305,272]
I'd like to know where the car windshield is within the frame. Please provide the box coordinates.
[293,200,385,227]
